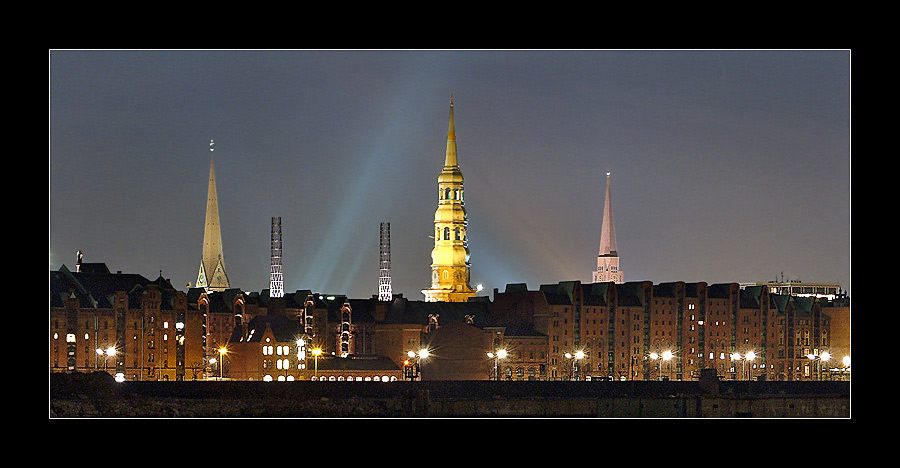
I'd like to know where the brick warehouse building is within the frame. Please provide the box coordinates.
[50,262,200,381]
[51,263,849,382]
[489,280,849,381]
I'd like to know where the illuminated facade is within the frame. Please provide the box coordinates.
[50,263,848,382]
[50,262,201,381]
[592,171,623,284]
[739,281,844,300]
[490,280,848,381]
[422,98,476,302]
[196,139,230,292]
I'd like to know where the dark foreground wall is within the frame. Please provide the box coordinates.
[49,372,849,418]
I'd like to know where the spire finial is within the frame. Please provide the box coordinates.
[209,139,215,152]
[450,92,454,107]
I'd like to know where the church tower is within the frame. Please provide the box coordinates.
[422,97,476,302]
[592,171,624,284]
[196,139,231,292]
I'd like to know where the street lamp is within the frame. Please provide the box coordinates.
[405,348,430,380]
[806,351,831,381]
[730,351,756,380]
[564,350,585,381]
[841,355,851,381]
[486,348,507,381]
[745,351,756,381]
[95,346,117,372]
[649,351,673,381]
[311,348,322,378]
[218,347,227,381]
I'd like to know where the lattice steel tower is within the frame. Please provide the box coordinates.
[379,222,392,301]
[270,216,284,298]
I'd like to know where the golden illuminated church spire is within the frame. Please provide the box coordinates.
[422,97,476,302]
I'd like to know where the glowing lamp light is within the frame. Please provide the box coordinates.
[497,349,507,359]
[661,351,673,361]
[649,352,659,360]
[106,347,116,357]
[574,350,585,360]
[843,356,850,367]
[114,373,125,383]
[407,350,416,358]
[418,349,430,359]
[820,351,831,362]
[746,351,756,361]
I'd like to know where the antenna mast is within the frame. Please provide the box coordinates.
[270,216,284,298]
[379,222,392,301]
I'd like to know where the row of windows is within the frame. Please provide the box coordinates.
[52,319,175,329]
[436,226,466,241]
[261,345,293,356]
[261,375,400,382]
[439,187,464,201]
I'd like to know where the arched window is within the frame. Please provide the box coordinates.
[455,227,460,240]
[445,188,451,199]
[453,189,459,200]
[444,227,450,240]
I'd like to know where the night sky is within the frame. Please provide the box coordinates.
[49,50,851,299]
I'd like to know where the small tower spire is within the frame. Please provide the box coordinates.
[444,95,458,168]
[592,168,623,284]
[197,139,230,292]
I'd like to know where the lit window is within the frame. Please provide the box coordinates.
[263,375,273,382]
